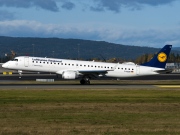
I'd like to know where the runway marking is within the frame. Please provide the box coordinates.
[156,85,180,88]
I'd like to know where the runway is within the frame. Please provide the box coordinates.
[0,84,156,89]
[1,83,180,90]
[0,73,180,90]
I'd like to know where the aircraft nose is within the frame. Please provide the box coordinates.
[2,62,9,68]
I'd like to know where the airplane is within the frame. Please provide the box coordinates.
[2,45,172,85]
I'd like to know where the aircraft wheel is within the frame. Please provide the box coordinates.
[80,78,90,85]
[80,79,86,85]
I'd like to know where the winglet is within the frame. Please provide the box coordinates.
[141,45,172,68]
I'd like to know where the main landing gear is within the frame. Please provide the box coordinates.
[80,77,90,85]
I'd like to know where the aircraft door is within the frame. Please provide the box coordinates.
[15,59,18,66]
[136,65,140,75]
[24,57,29,67]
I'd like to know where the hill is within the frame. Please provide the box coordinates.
[0,36,178,60]
[173,47,180,51]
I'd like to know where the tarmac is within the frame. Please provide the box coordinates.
[1,83,180,90]
[0,84,158,90]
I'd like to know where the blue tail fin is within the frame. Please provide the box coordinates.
[141,45,172,68]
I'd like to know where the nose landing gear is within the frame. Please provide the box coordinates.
[18,70,22,78]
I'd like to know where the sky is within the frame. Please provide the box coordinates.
[0,0,180,48]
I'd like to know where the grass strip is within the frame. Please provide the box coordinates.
[0,89,180,135]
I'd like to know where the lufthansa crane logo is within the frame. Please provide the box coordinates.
[157,52,167,62]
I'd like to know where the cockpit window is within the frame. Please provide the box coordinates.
[13,59,18,61]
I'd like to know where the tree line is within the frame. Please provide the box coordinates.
[91,53,180,64]
[134,53,180,64]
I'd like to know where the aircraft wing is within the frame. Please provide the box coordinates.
[77,69,112,78]
[56,69,111,75]
[56,63,118,78]
[56,69,113,79]
[77,63,119,77]
[78,70,109,74]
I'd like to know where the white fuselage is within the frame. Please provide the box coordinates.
[2,56,162,78]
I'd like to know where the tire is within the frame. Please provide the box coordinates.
[80,78,90,85]
[80,79,86,85]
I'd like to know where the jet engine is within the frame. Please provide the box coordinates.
[62,71,78,79]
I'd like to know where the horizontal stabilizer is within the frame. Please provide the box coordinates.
[154,69,173,74]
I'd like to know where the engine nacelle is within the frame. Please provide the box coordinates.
[62,71,78,79]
